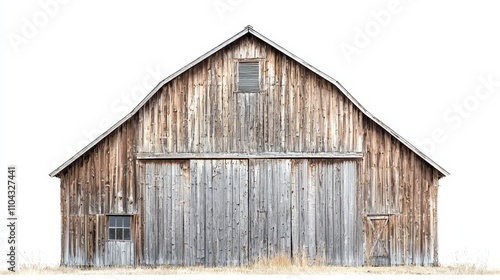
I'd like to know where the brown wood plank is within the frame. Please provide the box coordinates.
[89,150,97,215]
[408,151,415,265]
[414,158,422,265]
[422,165,430,266]
[186,69,194,152]
[143,99,151,153]
[159,86,167,153]
[432,169,439,265]
[118,126,126,214]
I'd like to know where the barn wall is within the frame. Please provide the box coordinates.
[58,33,441,267]
[363,118,439,266]
[136,34,364,155]
[59,118,140,266]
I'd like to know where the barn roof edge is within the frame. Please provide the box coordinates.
[49,25,449,178]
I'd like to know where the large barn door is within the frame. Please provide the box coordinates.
[142,159,361,266]
[142,160,190,266]
[142,159,248,266]
[293,159,362,266]
[248,159,292,262]
[365,215,391,266]
[191,159,249,267]
[248,159,362,266]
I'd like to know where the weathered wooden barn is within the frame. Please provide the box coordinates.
[50,26,449,267]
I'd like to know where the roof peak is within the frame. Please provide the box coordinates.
[49,26,449,178]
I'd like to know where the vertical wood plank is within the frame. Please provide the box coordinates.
[202,160,213,266]
[315,160,326,262]
[307,160,316,263]
[325,162,334,264]
[240,159,249,265]
[249,159,258,263]
[291,159,299,260]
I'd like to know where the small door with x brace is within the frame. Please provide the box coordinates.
[365,215,391,266]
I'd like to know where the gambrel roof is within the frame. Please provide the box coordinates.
[50,26,449,178]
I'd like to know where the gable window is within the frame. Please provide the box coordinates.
[108,215,131,241]
[238,61,260,92]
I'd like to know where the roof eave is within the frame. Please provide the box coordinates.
[248,28,449,178]
[50,25,449,179]
[49,27,253,177]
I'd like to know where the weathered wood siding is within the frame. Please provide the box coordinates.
[137,34,364,155]
[363,119,439,266]
[139,159,361,267]
[141,159,249,266]
[59,119,139,266]
[58,33,440,267]
[249,159,363,266]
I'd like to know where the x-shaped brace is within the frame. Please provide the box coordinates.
[368,217,389,257]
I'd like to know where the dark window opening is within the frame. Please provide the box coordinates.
[238,61,260,92]
[108,215,131,241]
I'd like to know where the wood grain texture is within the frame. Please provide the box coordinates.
[57,33,441,267]
[59,119,138,266]
[362,118,439,266]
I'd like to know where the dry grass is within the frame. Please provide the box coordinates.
[5,253,499,275]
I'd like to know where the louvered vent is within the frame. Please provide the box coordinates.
[238,62,260,92]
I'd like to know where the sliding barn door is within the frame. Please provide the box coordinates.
[249,159,292,261]
[141,159,248,266]
[142,160,190,266]
[190,159,249,267]
[141,159,361,266]
[249,159,362,266]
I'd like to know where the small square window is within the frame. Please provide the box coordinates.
[238,61,260,92]
[108,215,131,241]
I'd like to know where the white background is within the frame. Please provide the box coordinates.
[1,0,499,269]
